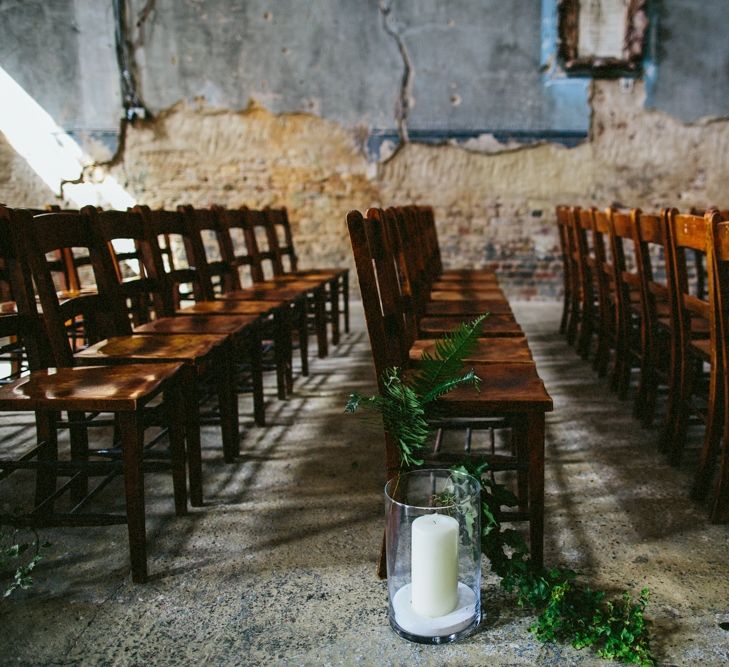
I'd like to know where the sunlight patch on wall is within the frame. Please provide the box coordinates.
[0,66,134,209]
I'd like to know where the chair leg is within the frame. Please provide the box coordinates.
[273,309,288,400]
[566,296,580,346]
[34,410,58,512]
[249,324,266,427]
[298,300,309,377]
[118,410,147,584]
[343,272,350,334]
[527,412,545,571]
[184,369,203,507]
[315,289,328,358]
[577,306,593,359]
[68,410,89,505]
[559,289,570,335]
[667,358,697,465]
[329,279,340,346]
[165,383,188,517]
[692,369,723,501]
[217,341,240,463]
[709,438,729,523]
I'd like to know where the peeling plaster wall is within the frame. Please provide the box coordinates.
[3,2,729,298]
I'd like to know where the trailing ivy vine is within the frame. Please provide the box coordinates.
[1,526,49,598]
[346,315,655,666]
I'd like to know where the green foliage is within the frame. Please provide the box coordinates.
[347,317,655,665]
[345,315,486,468]
[453,460,655,666]
[0,527,49,598]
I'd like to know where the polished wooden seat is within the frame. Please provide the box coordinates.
[348,207,552,572]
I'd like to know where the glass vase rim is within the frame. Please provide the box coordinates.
[384,468,480,511]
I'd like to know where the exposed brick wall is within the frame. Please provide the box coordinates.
[3,81,729,300]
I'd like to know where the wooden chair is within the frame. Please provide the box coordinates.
[555,205,576,337]
[136,206,294,400]
[214,206,326,364]
[413,205,499,284]
[348,208,552,573]
[383,209,523,341]
[701,213,729,521]
[571,207,600,360]
[605,209,643,399]
[17,209,241,506]
[664,209,715,465]
[263,207,349,343]
[0,206,188,583]
[588,208,619,378]
[85,207,267,428]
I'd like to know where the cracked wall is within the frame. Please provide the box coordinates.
[3,2,729,298]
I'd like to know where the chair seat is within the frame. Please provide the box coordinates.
[419,315,523,338]
[439,269,496,281]
[429,289,505,301]
[0,362,183,411]
[424,300,513,316]
[134,314,258,335]
[409,336,532,364]
[217,286,308,301]
[405,362,552,415]
[74,333,226,365]
[178,300,284,317]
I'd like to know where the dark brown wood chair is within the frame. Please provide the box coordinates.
[0,206,188,583]
[555,205,576,337]
[701,213,729,521]
[348,208,552,573]
[16,209,242,507]
[263,207,349,343]
[608,210,645,404]
[85,207,267,428]
[214,206,325,363]
[572,207,600,360]
[664,210,715,466]
[135,206,295,400]
[588,208,620,378]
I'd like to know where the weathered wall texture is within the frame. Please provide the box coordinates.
[3,2,729,298]
[94,80,729,298]
[0,133,57,207]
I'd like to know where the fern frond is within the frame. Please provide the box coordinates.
[410,314,487,398]
[421,368,482,404]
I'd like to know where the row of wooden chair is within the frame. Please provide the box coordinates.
[347,205,552,574]
[556,205,729,522]
[0,203,349,582]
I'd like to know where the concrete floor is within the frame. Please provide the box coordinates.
[1,302,728,666]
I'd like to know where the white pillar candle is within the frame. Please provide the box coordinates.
[411,513,459,617]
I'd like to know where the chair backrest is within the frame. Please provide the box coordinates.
[707,212,729,402]
[178,205,234,296]
[85,208,166,324]
[15,210,130,367]
[590,208,616,329]
[346,208,409,384]
[135,206,211,308]
[213,207,262,287]
[264,207,298,274]
[555,205,574,289]
[0,206,48,372]
[415,205,443,277]
[240,208,281,281]
[665,209,712,352]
